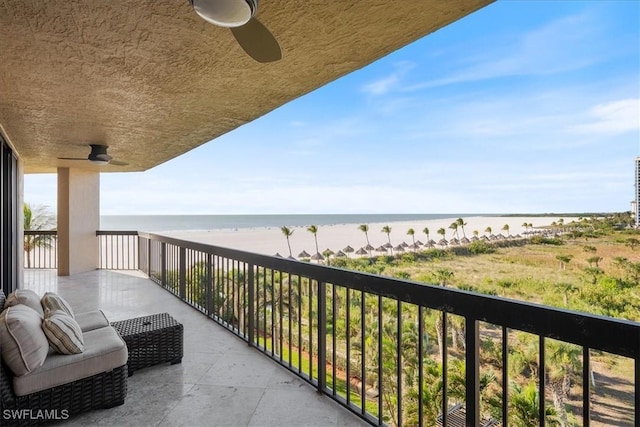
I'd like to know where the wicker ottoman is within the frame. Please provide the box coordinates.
[111,313,183,376]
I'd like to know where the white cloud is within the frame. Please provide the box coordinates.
[361,61,415,96]
[567,99,640,135]
[406,10,609,91]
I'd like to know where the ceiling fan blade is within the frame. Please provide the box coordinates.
[231,18,281,63]
[109,160,129,166]
[58,157,87,161]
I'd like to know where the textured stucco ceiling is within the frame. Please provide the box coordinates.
[0,0,493,173]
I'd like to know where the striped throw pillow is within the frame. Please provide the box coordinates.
[41,292,74,318]
[42,309,84,354]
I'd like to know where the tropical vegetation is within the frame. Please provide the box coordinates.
[23,203,55,268]
[159,213,637,426]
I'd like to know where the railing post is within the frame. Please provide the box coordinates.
[161,242,167,286]
[247,263,255,346]
[147,237,152,276]
[317,280,327,393]
[465,317,480,427]
[179,247,186,300]
[206,254,213,317]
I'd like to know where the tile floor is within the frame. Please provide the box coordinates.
[23,269,368,427]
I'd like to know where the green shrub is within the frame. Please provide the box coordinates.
[529,236,563,245]
[468,240,495,254]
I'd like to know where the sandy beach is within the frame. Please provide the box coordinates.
[163,216,572,257]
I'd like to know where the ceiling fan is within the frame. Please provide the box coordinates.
[58,144,129,166]
[190,0,282,63]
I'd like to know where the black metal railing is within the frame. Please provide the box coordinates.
[23,230,140,270]
[135,231,639,427]
[96,230,139,270]
[23,230,57,269]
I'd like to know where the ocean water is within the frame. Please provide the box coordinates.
[99,214,491,232]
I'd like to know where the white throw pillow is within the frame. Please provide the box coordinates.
[41,292,75,318]
[4,289,44,318]
[0,305,50,376]
[42,309,84,355]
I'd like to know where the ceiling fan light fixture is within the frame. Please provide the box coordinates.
[191,0,257,28]
[89,159,109,166]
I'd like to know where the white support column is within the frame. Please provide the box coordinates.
[57,168,99,276]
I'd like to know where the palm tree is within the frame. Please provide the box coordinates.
[456,217,467,238]
[307,225,320,255]
[359,224,371,255]
[381,225,393,255]
[437,227,446,241]
[280,226,294,258]
[448,221,459,240]
[510,381,560,426]
[422,227,430,245]
[23,203,55,268]
[501,223,510,237]
[433,268,454,287]
[556,254,573,270]
[546,342,582,426]
[406,228,416,246]
[484,226,492,237]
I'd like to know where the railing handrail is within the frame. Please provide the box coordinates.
[96,230,139,236]
[138,231,640,358]
[24,230,57,235]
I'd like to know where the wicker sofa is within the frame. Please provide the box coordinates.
[0,290,128,426]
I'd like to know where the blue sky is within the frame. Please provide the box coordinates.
[25,1,640,215]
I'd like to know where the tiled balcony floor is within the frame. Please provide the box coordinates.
[23,269,368,427]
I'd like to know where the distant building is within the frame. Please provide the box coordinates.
[636,157,640,227]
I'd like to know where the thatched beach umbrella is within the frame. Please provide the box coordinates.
[438,239,448,247]
[365,244,375,251]
[383,242,393,249]
[428,239,437,247]
[400,241,409,248]
[298,250,311,258]
[415,240,424,246]
[335,250,346,258]
[449,238,459,245]
[408,243,419,250]
[375,245,387,253]
[470,236,479,242]
[310,252,324,261]
[323,248,335,257]
[343,245,355,257]
[394,245,405,252]
[355,247,368,256]
[460,237,470,244]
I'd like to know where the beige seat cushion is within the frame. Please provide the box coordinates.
[4,289,44,318]
[75,310,110,332]
[0,305,50,376]
[13,326,128,396]
[41,292,74,318]
[42,309,84,354]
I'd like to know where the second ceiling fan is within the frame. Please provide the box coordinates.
[59,144,128,166]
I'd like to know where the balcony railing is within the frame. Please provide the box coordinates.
[22,231,139,270]
[96,230,139,270]
[135,231,639,427]
[23,230,57,269]
[23,230,640,426]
